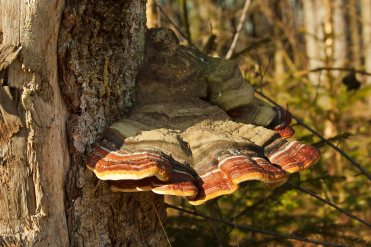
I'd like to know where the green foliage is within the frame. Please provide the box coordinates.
[158,0,371,245]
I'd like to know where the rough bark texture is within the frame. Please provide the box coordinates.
[0,0,69,245]
[1,0,167,246]
[58,0,167,246]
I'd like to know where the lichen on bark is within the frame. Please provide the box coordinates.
[58,0,167,246]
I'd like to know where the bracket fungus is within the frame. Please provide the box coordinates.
[87,28,320,205]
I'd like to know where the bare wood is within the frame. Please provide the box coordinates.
[0,0,20,45]
[0,86,22,146]
[0,0,69,245]
[0,44,21,71]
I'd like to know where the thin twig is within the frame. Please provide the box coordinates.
[205,202,226,246]
[287,182,371,228]
[166,204,343,247]
[230,37,271,59]
[154,1,368,180]
[182,0,192,44]
[233,208,240,247]
[219,191,280,235]
[203,33,217,54]
[309,67,371,77]
[148,195,172,246]
[255,90,371,181]
[147,1,369,236]
[294,118,370,180]
[312,132,352,148]
[225,0,252,59]
[226,179,371,233]
[231,188,285,222]
[154,1,195,47]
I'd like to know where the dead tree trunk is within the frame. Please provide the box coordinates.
[0,0,167,246]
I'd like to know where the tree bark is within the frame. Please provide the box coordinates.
[0,0,167,246]
[303,0,347,82]
[361,0,371,85]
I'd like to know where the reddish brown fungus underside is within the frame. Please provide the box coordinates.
[86,28,320,205]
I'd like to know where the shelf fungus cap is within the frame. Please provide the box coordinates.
[85,28,320,205]
[87,145,173,181]
[276,126,295,139]
[265,140,320,173]
[270,107,295,138]
[188,154,289,205]
[87,119,319,206]
[110,164,198,198]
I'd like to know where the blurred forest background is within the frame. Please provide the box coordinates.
[146,0,370,246]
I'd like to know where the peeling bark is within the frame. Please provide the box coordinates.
[0,0,69,245]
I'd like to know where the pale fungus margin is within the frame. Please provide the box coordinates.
[86,28,320,205]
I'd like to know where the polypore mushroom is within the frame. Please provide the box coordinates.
[86,28,320,205]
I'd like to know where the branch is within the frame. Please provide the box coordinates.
[312,132,352,148]
[154,1,195,47]
[166,204,343,247]
[182,0,192,44]
[222,188,287,235]
[224,181,371,231]
[287,182,371,228]
[309,67,371,77]
[225,0,252,59]
[148,194,172,246]
[229,37,271,59]
[255,90,371,181]
[230,187,285,222]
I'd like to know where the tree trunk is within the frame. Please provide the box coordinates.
[302,0,327,85]
[0,0,167,246]
[361,0,371,85]
[303,0,347,82]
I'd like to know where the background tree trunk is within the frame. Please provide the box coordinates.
[0,0,167,246]
[361,0,371,85]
